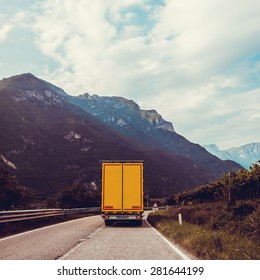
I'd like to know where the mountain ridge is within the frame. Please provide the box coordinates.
[68,92,241,177]
[204,143,260,169]
[0,73,242,200]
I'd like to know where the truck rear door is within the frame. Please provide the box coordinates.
[123,163,143,212]
[102,163,123,212]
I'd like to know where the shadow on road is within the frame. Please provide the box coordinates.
[105,220,150,228]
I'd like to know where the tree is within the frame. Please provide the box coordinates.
[0,164,33,210]
[249,161,260,199]
[57,184,101,208]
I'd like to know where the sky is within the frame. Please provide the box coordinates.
[0,0,259,149]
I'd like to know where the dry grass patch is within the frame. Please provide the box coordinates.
[147,202,260,260]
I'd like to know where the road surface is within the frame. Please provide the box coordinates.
[0,213,194,260]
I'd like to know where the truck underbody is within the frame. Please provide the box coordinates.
[101,212,143,226]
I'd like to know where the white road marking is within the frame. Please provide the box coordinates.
[0,215,99,242]
[145,218,190,260]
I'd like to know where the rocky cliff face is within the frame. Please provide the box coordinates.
[69,93,241,177]
[69,93,174,133]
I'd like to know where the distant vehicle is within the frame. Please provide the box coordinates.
[101,161,144,226]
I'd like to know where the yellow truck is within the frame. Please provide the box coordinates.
[101,160,144,226]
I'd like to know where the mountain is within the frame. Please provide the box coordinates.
[203,144,233,161]
[204,143,260,169]
[68,93,241,177]
[0,73,222,199]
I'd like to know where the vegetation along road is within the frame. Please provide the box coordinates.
[0,212,194,260]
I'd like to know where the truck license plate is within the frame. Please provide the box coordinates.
[116,215,129,219]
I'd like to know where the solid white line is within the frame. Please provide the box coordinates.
[0,215,99,242]
[145,218,190,260]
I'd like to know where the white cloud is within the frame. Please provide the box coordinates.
[148,0,260,84]
[25,0,260,148]
[0,11,26,42]
[0,24,13,42]
[141,75,260,149]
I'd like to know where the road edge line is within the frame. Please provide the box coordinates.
[0,215,99,242]
[145,217,190,260]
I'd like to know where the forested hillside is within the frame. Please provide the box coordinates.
[175,162,260,205]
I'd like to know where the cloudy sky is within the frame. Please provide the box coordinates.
[0,0,259,149]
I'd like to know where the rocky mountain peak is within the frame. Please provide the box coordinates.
[1,73,36,89]
[73,93,174,133]
[79,92,92,99]
[78,93,140,110]
[0,73,67,97]
[0,73,69,108]
[141,109,175,132]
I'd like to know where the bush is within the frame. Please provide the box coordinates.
[231,202,256,218]
[0,165,33,210]
[57,184,101,208]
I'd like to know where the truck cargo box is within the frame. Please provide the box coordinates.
[101,161,144,226]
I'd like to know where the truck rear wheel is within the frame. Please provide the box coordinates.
[134,220,142,226]
[105,220,113,226]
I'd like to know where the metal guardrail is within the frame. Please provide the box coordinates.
[144,206,167,211]
[0,207,101,223]
[0,206,166,224]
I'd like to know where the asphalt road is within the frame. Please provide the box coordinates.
[0,215,103,260]
[0,213,194,260]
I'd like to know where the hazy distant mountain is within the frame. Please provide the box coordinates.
[203,143,260,169]
[203,144,233,161]
[0,73,222,198]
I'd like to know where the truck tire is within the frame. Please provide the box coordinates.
[105,220,113,226]
[135,220,142,226]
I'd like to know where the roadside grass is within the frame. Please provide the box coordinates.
[147,201,260,260]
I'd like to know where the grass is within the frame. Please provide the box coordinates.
[147,201,260,259]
